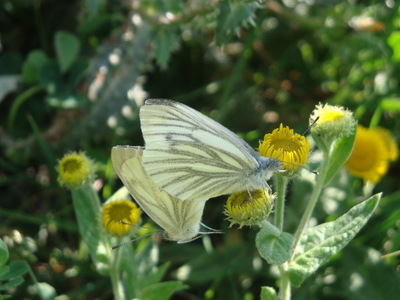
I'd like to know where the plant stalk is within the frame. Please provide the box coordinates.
[290,152,330,260]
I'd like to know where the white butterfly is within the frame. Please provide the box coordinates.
[140,99,283,202]
[111,146,209,243]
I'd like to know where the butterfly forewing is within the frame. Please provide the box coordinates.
[140,99,280,201]
[141,99,260,201]
[111,145,207,243]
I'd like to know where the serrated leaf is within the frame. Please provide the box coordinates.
[139,281,187,300]
[0,277,24,290]
[0,261,29,281]
[153,27,180,69]
[323,124,357,185]
[256,230,293,265]
[289,193,381,287]
[0,239,8,266]
[224,2,254,29]
[260,286,277,300]
[55,31,80,73]
[215,1,255,44]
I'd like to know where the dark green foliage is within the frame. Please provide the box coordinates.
[1,0,399,299]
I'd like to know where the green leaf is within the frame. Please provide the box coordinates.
[380,98,400,112]
[0,261,29,281]
[153,26,180,69]
[55,31,81,73]
[164,0,185,13]
[215,1,255,44]
[144,262,170,287]
[0,266,9,278]
[387,31,400,63]
[71,187,109,273]
[0,277,24,290]
[118,242,139,298]
[139,281,187,300]
[256,230,293,265]
[22,50,49,83]
[260,286,277,300]
[224,2,254,29]
[78,15,110,35]
[0,239,8,266]
[323,123,357,185]
[38,62,66,95]
[68,58,89,90]
[289,193,381,287]
[26,115,58,179]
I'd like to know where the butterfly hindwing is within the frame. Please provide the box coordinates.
[111,145,207,243]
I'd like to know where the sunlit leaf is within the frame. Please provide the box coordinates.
[289,194,381,287]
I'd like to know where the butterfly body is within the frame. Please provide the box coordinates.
[140,99,282,201]
[111,146,207,243]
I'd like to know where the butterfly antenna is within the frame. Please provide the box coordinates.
[111,221,162,249]
[111,232,156,250]
[119,220,162,231]
[200,222,224,233]
[198,231,224,236]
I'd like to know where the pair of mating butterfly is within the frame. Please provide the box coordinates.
[111,99,287,244]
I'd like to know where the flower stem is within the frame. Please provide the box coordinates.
[274,175,288,231]
[279,262,291,300]
[260,220,281,237]
[274,175,290,299]
[110,247,125,300]
[290,152,330,260]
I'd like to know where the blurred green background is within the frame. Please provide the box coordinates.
[1,0,399,299]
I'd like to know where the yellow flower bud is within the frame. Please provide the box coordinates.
[57,152,94,188]
[310,103,356,141]
[224,189,274,228]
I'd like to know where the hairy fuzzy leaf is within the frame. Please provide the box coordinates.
[289,194,381,287]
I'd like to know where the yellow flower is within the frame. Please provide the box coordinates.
[224,189,274,228]
[102,199,141,235]
[374,127,398,162]
[310,103,356,140]
[259,124,310,177]
[345,125,397,183]
[57,152,94,188]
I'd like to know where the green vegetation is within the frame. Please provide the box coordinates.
[1,0,399,299]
